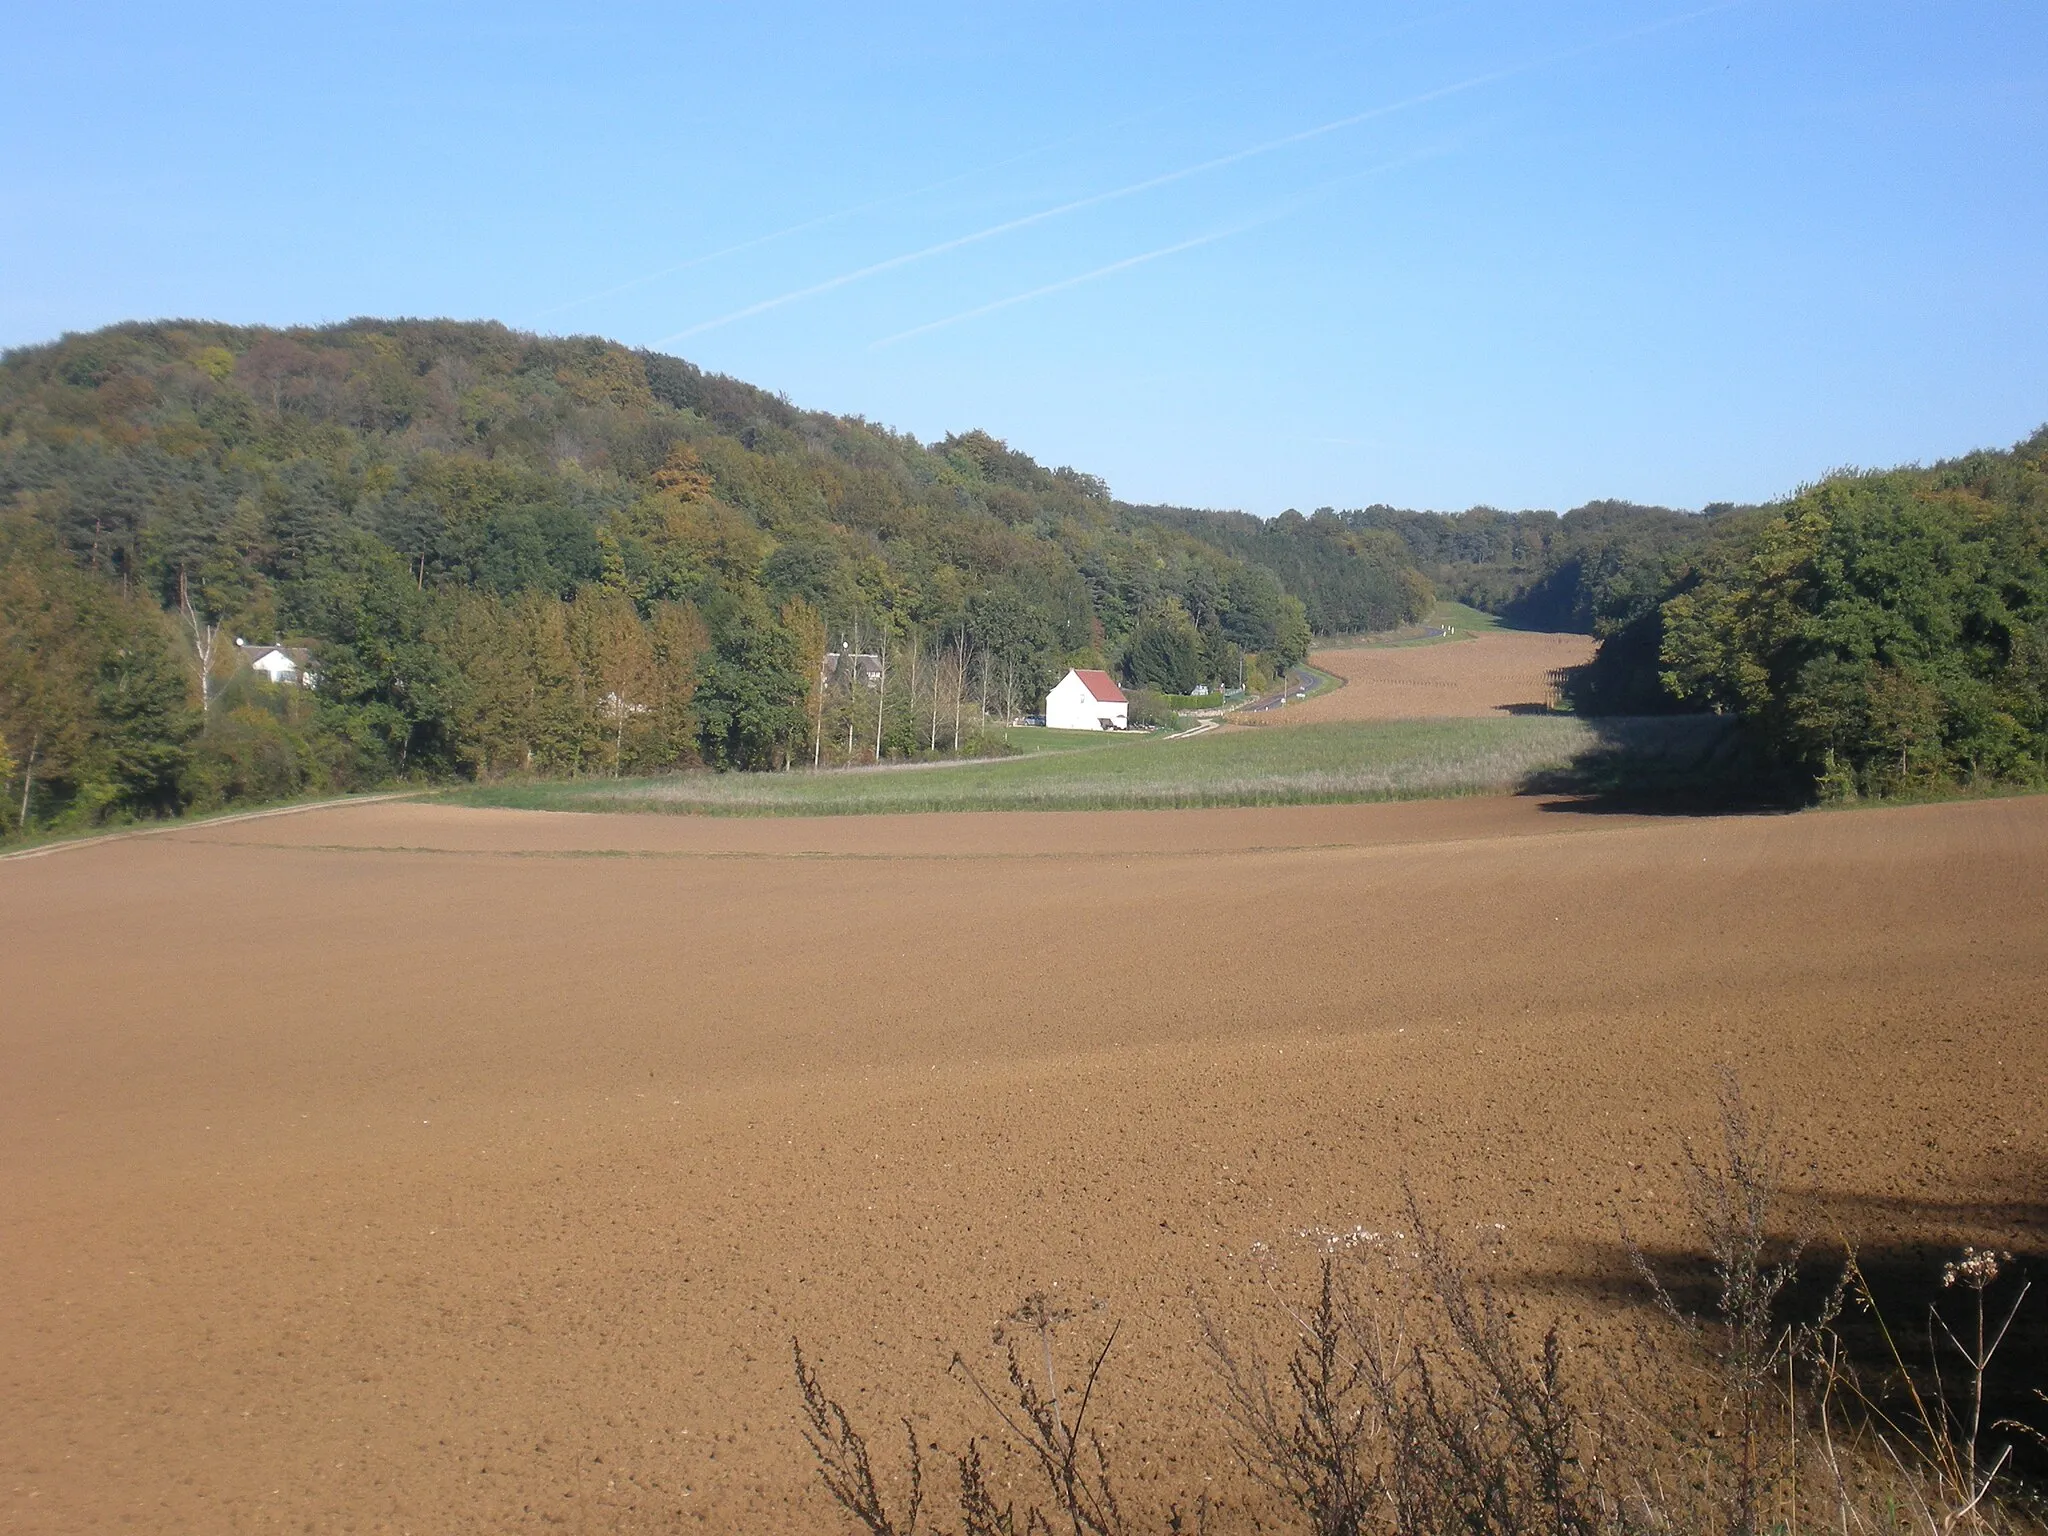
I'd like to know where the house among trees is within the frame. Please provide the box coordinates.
[1045,668,1128,731]
[822,648,884,688]
[235,640,317,689]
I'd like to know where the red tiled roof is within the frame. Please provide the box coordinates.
[1071,668,1126,704]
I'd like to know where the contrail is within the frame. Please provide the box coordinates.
[656,74,1498,344]
[538,3,1480,328]
[531,208,903,322]
[531,141,1086,323]
[868,142,1460,350]
[868,227,1262,351]
[656,1,1747,346]
[533,97,1207,324]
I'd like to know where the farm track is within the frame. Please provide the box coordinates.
[0,790,418,863]
[3,794,2045,1531]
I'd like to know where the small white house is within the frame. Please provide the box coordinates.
[235,640,318,689]
[1045,668,1128,731]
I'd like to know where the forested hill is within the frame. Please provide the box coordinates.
[1347,500,1745,631]
[6,318,2038,834]
[1121,503,1434,635]
[1143,445,2048,804]
[1127,497,1750,637]
[0,317,1425,831]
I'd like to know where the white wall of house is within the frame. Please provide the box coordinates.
[1046,671,1128,731]
[242,646,318,688]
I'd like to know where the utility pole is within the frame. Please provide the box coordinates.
[873,628,888,763]
[812,645,826,769]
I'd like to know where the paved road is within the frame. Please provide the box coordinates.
[1240,666,1323,714]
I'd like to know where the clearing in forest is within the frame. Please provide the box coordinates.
[1274,618,1599,725]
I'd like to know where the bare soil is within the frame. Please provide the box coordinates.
[1267,628,1600,721]
[4,794,2044,1532]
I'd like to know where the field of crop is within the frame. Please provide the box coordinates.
[450,715,1691,816]
[4,790,2044,1532]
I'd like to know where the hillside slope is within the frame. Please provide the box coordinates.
[0,319,1422,830]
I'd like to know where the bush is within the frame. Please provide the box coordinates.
[791,1075,2042,1536]
[1126,688,1174,728]
[182,672,352,811]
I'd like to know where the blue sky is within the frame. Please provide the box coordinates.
[3,1,2043,513]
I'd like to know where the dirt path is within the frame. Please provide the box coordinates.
[1258,628,1599,722]
[0,791,417,863]
[3,795,2043,1531]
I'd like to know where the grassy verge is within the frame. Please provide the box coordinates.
[1293,660,1341,698]
[1429,598,1510,633]
[1311,600,1517,651]
[441,715,1703,817]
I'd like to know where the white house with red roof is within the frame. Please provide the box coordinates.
[1045,668,1128,731]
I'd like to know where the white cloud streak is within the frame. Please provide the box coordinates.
[655,75,1498,345]
[537,3,1484,328]
[537,155,1099,323]
[866,141,1461,349]
[534,101,1199,324]
[867,227,1260,351]
[654,1,1748,347]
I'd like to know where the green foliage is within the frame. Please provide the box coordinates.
[1656,441,2048,797]
[695,602,809,770]
[1273,593,1313,671]
[0,318,1344,830]
[184,675,344,810]
[8,318,2038,824]
[1348,498,1745,637]
[1124,602,1202,693]
[1125,504,1433,636]
[1124,687,1174,729]
[0,505,198,831]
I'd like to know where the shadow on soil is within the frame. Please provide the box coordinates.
[1525,1167,2048,1483]
[1520,714,1802,815]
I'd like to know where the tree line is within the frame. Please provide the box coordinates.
[1299,441,2048,801]
[8,318,2036,830]
[0,319,1373,836]
[1609,436,2048,798]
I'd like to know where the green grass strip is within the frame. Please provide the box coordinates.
[445,716,1653,818]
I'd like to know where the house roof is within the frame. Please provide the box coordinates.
[236,642,311,669]
[1070,668,1126,704]
[823,651,883,682]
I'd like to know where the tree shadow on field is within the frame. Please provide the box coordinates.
[1525,1166,2048,1484]
[1520,714,1804,814]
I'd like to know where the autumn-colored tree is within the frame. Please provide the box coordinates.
[651,443,715,501]
[780,597,827,768]
[1,511,195,831]
[433,591,525,778]
[568,586,657,776]
[0,544,90,829]
[511,590,588,775]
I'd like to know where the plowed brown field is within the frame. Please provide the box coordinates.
[4,795,2044,1532]
[1275,628,1599,721]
